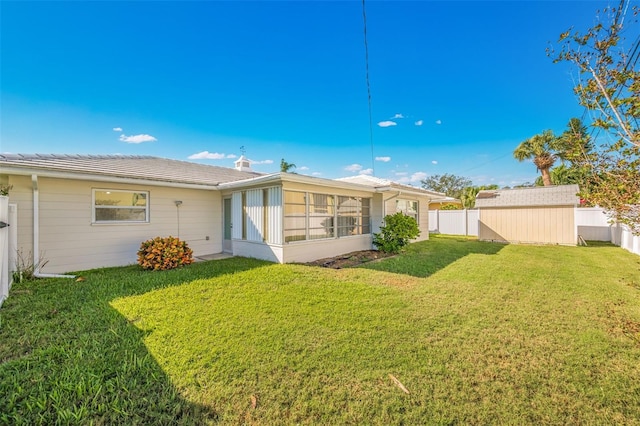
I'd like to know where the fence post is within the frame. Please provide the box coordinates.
[464,209,468,236]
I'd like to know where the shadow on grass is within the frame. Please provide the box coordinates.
[0,257,271,425]
[360,234,505,278]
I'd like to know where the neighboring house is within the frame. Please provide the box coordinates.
[0,154,438,274]
[428,196,463,210]
[475,184,580,245]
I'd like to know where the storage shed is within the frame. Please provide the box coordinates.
[475,184,580,245]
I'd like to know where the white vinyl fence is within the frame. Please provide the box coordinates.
[0,197,17,308]
[429,209,478,236]
[428,206,639,256]
[575,207,640,255]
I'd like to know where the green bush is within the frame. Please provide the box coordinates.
[372,212,420,254]
[440,203,461,210]
[137,236,194,271]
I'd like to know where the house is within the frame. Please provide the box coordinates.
[428,196,463,210]
[0,154,439,274]
[475,184,580,245]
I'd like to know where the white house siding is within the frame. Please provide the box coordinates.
[231,192,243,240]
[6,176,34,256]
[479,206,576,245]
[416,197,430,242]
[265,187,283,245]
[371,193,384,235]
[382,194,430,241]
[282,235,373,263]
[233,240,283,263]
[8,176,220,274]
[245,189,264,242]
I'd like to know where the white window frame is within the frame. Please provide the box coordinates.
[92,189,150,224]
[396,199,418,223]
[284,190,372,243]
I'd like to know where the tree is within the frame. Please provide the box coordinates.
[513,130,564,186]
[535,118,594,187]
[420,173,472,200]
[460,184,499,209]
[549,1,640,233]
[280,159,296,173]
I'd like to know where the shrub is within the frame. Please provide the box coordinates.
[440,203,461,210]
[12,249,49,283]
[373,212,420,254]
[137,236,194,271]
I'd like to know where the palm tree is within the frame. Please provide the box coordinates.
[513,130,563,186]
[280,158,296,173]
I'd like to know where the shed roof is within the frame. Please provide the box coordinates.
[475,184,580,208]
[0,154,262,186]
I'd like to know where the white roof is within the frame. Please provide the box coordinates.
[337,175,444,198]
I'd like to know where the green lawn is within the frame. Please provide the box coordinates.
[1,235,639,424]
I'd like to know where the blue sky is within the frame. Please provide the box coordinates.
[0,1,615,186]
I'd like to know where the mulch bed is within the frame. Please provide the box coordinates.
[305,250,395,269]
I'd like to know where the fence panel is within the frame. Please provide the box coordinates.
[0,197,8,307]
[429,209,478,236]
[575,207,612,241]
[617,224,640,256]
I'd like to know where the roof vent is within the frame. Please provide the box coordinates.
[234,155,252,172]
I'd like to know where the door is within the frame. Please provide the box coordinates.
[223,197,232,253]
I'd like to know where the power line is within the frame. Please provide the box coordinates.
[362,0,375,175]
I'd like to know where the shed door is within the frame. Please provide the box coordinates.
[223,197,232,253]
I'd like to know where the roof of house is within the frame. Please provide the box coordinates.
[475,184,580,208]
[0,154,263,186]
[336,175,445,198]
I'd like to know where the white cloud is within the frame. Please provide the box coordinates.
[251,159,274,165]
[112,127,123,132]
[188,151,229,160]
[396,171,427,184]
[226,154,237,159]
[375,156,391,162]
[299,166,309,171]
[435,119,442,125]
[414,120,423,126]
[391,113,404,119]
[394,172,408,177]
[360,168,374,175]
[312,172,322,176]
[345,163,363,172]
[431,160,438,165]
[119,134,157,143]
[411,172,427,181]
[377,120,397,128]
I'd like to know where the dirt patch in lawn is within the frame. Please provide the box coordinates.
[306,250,395,269]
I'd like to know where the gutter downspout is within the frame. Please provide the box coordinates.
[32,174,75,279]
[382,191,402,218]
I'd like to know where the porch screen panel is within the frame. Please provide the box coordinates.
[284,191,307,242]
[266,187,283,245]
[245,189,263,242]
[231,192,243,240]
[309,193,334,240]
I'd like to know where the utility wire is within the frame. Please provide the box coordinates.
[362,0,375,175]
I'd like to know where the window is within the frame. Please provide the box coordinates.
[337,196,370,236]
[309,193,334,240]
[284,191,371,243]
[93,190,149,223]
[396,199,418,222]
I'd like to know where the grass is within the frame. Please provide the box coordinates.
[1,235,640,424]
